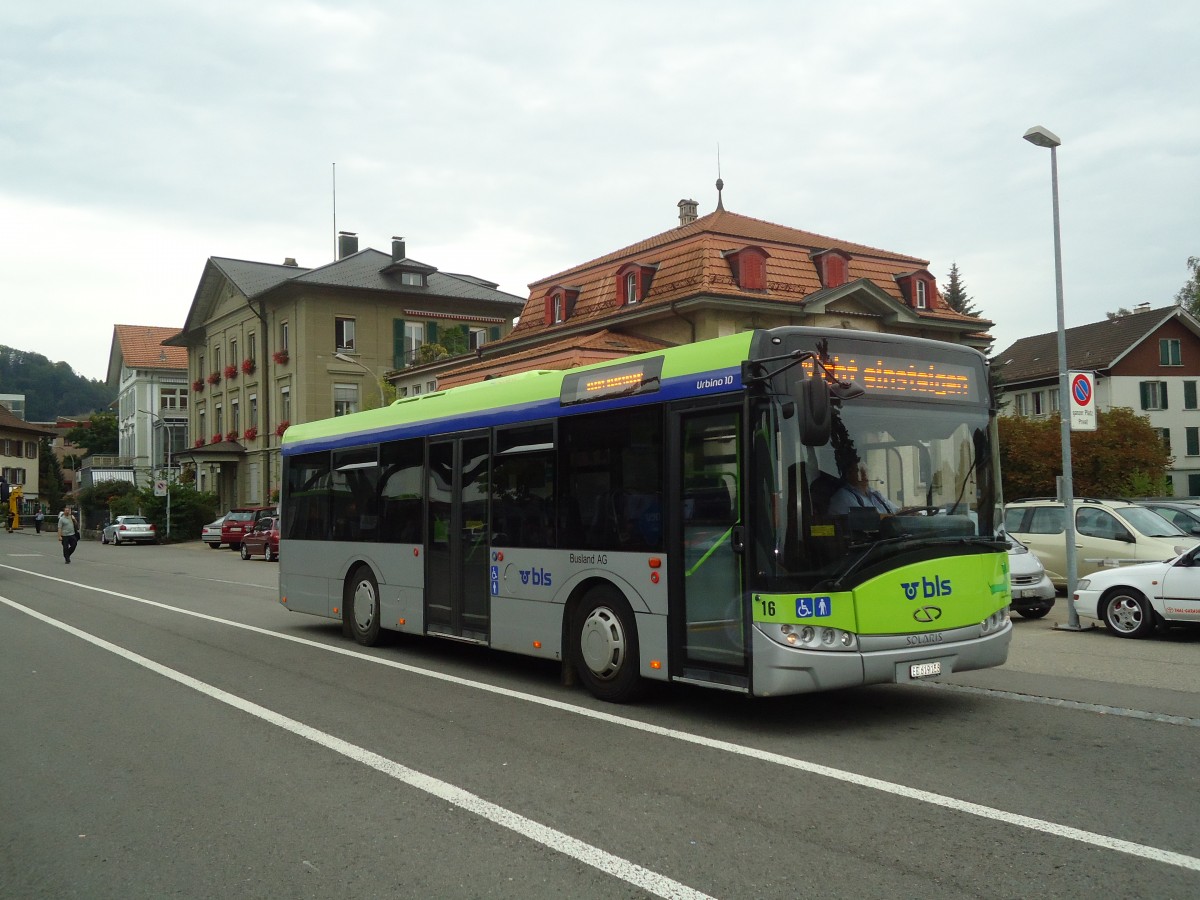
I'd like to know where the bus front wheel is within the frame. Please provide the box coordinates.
[573,586,642,703]
[345,566,382,646]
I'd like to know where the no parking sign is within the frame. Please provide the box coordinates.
[1069,371,1096,431]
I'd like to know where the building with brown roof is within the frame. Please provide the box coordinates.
[994,303,1200,496]
[107,324,190,486]
[437,194,991,388]
[1,402,55,517]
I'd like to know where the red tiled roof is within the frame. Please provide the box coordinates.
[0,404,55,436]
[507,208,984,342]
[113,325,188,370]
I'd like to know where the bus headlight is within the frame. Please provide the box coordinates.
[980,609,1010,634]
[761,623,858,651]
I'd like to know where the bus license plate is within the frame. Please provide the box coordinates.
[910,661,941,678]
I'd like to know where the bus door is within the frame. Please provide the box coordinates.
[425,433,491,641]
[670,405,749,686]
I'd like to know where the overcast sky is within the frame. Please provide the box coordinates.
[3,1,1197,383]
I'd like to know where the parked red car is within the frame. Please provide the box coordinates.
[221,506,276,550]
[240,516,280,561]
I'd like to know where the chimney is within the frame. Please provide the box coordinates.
[337,231,358,259]
[1135,301,1151,312]
[678,198,698,227]
[392,236,406,263]
[282,257,298,267]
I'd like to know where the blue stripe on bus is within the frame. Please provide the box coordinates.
[282,366,743,456]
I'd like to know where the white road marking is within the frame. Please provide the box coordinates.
[0,592,713,900]
[4,564,1200,874]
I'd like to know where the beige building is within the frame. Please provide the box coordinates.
[167,234,524,510]
[1,403,55,517]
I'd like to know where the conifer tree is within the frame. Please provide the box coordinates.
[942,263,980,317]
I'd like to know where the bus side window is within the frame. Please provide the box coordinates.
[378,438,424,543]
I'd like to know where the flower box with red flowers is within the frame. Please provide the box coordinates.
[194,437,206,448]
[243,426,258,441]
[192,379,204,393]
[225,431,238,443]
[241,358,255,375]
[275,420,290,437]
[223,364,238,380]
[207,372,221,385]
[212,433,224,444]
[272,349,289,365]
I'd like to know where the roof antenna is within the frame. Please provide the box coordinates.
[715,144,725,211]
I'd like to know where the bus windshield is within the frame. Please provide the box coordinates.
[750,346,998,593]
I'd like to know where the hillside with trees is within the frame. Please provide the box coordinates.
[0,345,115,421]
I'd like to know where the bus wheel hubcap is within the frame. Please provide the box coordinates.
[580,607,624,679]
[354,582,376,630]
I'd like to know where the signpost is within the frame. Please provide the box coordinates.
[1069,371,1096,432]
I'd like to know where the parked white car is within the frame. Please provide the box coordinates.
[101,515,157,545]
[1005,532,1056,619]
[1073,547,1200,638]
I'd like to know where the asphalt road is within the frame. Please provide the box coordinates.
[2,532,1198,899]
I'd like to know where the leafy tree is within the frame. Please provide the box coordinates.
[1175,256,1200,316]
[413,327,471,365]
[65,412,119,456]
[37,438,66,513]
[942,263,980,317]
[74,478,217,541]
[999,406,1171,500]
[1106,308,1133,320]
[0,345,115,420]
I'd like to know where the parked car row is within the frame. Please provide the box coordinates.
[1005,496,1200,640]
[200,507,278,560]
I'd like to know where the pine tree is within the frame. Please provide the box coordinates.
[942,263,980,317]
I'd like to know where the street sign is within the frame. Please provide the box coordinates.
[154,479,168,497]
[1069,371,1096,432]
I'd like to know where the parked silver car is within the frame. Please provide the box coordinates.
[101,515,157,545]
[1005,532,1056,618]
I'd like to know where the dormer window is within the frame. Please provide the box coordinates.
[401,272,424,287]
[722,246,770,291]
[895,270,936,310]
[542,285,581,325]
[811,249,852,289]
[616,262,658,307]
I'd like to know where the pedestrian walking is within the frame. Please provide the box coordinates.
[57,505,79,564]
[34,506,45,534]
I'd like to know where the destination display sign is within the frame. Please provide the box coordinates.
[802,352,979,401]
[560,357,664,406]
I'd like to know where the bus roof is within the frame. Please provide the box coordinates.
[283,331,757,456]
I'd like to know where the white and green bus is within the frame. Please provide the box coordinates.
[280,326,1012,701]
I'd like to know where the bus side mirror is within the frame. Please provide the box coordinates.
[793,374,831,446]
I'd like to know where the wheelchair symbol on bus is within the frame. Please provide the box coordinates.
[795,596,832,618]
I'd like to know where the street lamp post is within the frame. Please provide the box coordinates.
[1023,125,1083,631]
[334,352,387,409]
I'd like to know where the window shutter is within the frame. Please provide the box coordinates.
[1187,381,1198,409]
[1161,381,1169,409]
[544,295,553,324]
[426,322,439,345]
[1140,382,1150,410]
[489,326,500,342]
[393,319,406,369]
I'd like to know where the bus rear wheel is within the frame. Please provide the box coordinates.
[345,565,382,646]
[573,586,642,703]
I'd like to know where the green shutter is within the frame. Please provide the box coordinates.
[1161,381,1169,409]
[1187,381,1197,410]
[393,319,406,369]
[489,326,500,342]
[426,322,439,344]
[1188,427,1199,457]
[1140,382,1150,410]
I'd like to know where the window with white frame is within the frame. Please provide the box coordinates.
[1140,381,1168,410]
[1013,394,1028,416]
[160,386,188,412]
[1032,391,1043,416]
[404,322,424,360]
[469,327,488,350]
[626,272,638,305]
[279,321,289,353]
[279,387,291,424]
[248,394,258,429]
[231,398,240,434]
[333,383,359,416]
[916,281,927,309]
[335,317,356,351]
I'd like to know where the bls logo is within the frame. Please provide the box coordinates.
[519,567,553,587]
[901,576,952,601]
